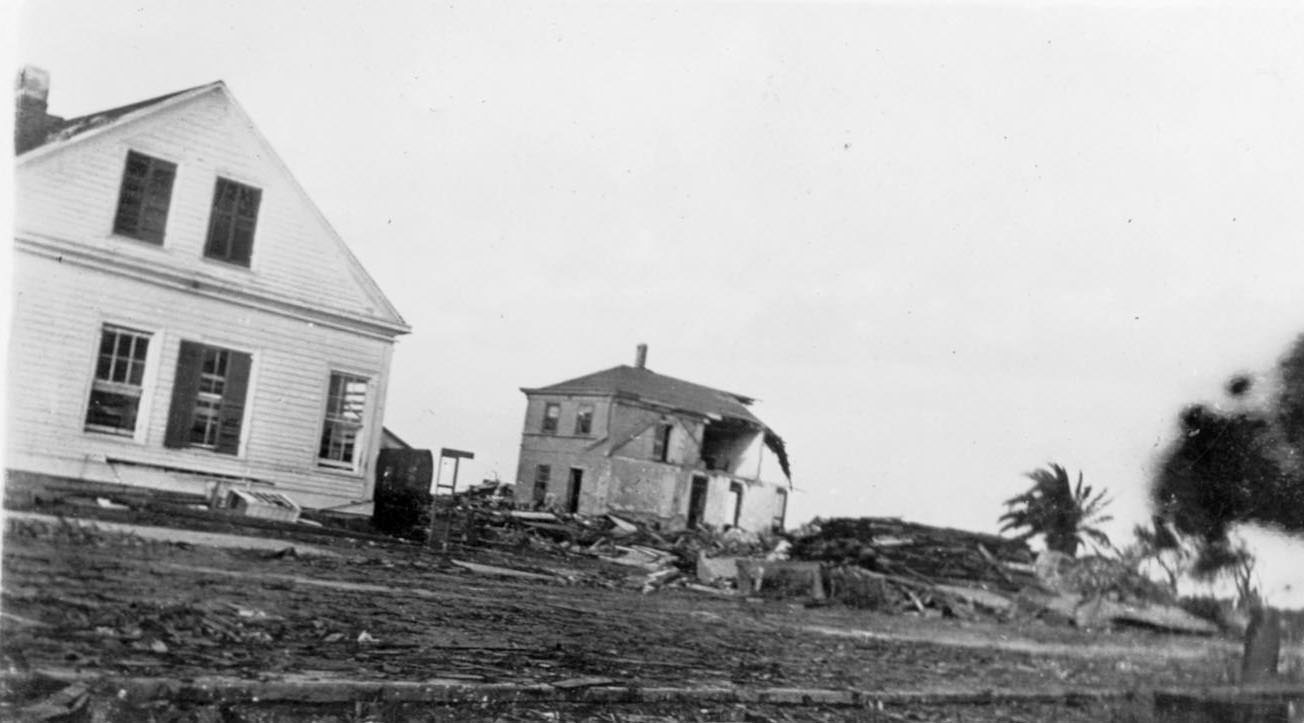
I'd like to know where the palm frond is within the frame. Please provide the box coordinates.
[999,463,1114,558]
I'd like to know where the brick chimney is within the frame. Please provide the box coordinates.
[635,343,648,369]
[15,66,53,154]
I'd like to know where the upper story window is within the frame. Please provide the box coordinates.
[574,403,594,435]
[541,402,560,434]
[84,325,151,436]
[113,151,176,244]
[164,340,251,455]
[652,423,673,462]
[204,177,261,267]
[319,372,369,470]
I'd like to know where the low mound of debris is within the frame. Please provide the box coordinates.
[789,517,1037,593]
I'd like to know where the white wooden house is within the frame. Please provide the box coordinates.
[8,68,410,513]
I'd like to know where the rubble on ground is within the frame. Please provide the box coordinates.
[373,495,1231,634]
[16,473,1222,636]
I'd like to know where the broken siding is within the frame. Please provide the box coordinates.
[606,403,702,465]
[15,89,394,325]
[604,458,684,524]
[7,253,392,506]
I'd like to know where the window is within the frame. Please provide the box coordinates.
[319,373,369,469]
[113,151,176,244]
[574,403,593,435]
[190,348,230,447]
[204,177,261,266]
[164,341,251,455]
[532,464,551,506]
[652,423,673,462]
[84,325,151,435]
[541,403,560,434]
[773,488,789,531]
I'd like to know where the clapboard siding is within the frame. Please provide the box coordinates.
[9,253,391,503]
[10,85,406,509]
[15,89,396,325]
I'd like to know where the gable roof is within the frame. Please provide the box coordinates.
[16,80,409,334]
[21,83,213,154]
[524,365,763,425]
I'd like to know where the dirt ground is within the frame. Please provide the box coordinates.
[0,515,1246,721]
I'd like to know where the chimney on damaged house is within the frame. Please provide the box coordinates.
[14,65,54,154]
[635,343,648,369]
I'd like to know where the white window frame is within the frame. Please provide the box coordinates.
[318,371,370,471]
[541,402,561,434]
[83,324,155,440]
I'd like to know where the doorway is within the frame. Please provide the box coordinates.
[687,475,709,529]
[727,481,744,528]
[567,468,584,514]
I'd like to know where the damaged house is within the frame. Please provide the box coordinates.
[8,67,410,514]
[514,345,792,533]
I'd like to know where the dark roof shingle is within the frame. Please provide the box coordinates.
[21,82,217,154]
[526,365,762,425]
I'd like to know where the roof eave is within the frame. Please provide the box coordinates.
[15,81,227,165]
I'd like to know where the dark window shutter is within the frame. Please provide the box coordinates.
[204,179,260,267]
[214,350,252,455]
[231,187,260,265]
[113,152,176,244]
[139,161,176,242]
[164,341,205,448]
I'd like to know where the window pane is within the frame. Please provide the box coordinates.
[141,206,166,235]
[85,389,140,434]
[86,326,150,435]
[128,359,146,386]
[217,180,238,211]
[319,373,368,465]
[230,222,253,264]
[208,216,231,258]
[96,354,113,381]
[147,167,173,194]
[237,187,258,216]
[115,333,134,359]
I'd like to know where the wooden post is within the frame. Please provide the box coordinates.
[441,455,462,555]
[427,448,474,557]
[425,457,444,548]
[1241,606,1281,684]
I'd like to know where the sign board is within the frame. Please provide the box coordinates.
[440,448,475,460]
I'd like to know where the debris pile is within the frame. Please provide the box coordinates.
[449,506,778,593]
[774,517,1035,619]
[777,518,1214,632]
[789,517,1037,592]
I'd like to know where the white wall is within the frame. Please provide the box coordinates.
[15,87,400,327]
[7,253,393,507]
[9,86,405,510]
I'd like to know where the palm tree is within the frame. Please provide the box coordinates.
[999,463,1113,557]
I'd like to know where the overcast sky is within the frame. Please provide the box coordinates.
[10,1,1304,602]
